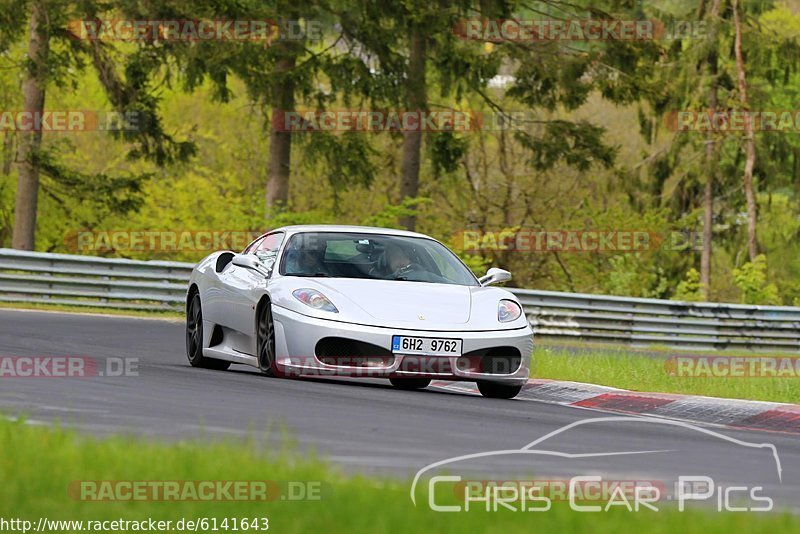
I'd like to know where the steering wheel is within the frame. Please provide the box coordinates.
[390,262,423,279]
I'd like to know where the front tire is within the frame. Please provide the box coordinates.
[257,301,281,377]
[186,292,230,370]
[389,378,431,390]
[477,381,522,399]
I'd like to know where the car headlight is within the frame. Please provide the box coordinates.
[293,288,339,313]
[498,299,522,322]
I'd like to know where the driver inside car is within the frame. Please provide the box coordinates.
[285,249,327,276]
[383,243,418,279]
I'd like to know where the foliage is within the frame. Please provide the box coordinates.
[360,197,431,229]
[732,254,780,305]
[0,1,800,303]
[604,254,669,299]
[674,268,704,302]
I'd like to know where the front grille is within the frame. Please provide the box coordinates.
[397,355,453,375]
[456,347,522,375]
[315,337,394,367]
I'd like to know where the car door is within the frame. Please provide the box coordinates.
[218,232,285,352]
[202,235,262,328]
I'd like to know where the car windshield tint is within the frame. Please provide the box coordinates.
[280,232,478,286]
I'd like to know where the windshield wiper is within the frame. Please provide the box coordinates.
[392,276,437,283]
[287,272,331,277]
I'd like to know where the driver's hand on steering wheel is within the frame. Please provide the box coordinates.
[390,263,418,279]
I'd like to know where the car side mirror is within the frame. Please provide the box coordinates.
[478,268,511,286]
[232,254,272,277]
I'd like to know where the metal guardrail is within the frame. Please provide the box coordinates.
[514,289,800,351]
[0,249,192,311]
[0,249,798,351]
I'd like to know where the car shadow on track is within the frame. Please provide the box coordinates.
[173,361,478,398]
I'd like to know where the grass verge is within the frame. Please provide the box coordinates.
[0,301,183,320]
[533,346,800,404]
[0,418,797,533]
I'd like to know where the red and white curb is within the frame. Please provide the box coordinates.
[431,379,800,436]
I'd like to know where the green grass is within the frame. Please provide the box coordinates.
[533,346,800,404]
[0,418,797,532]
[0,301,183,320]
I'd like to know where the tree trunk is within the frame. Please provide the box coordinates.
[265,48,297,217]
[733,0,758,261]
[700,0,721,299]
[12,1,48,250]
[701,110,716,298]
[2,132,13,176]
[398,29,427,231]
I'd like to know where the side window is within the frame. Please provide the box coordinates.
[254,232,285,272]
[243,236,265,254]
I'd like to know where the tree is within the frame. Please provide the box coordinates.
[701,0,722,298]
[338,0,504,230]
[733,0,758,261]
[1,0,195,250]
[119,0,379,218]
[398,27,426,230]
[733,254,779,304]
[265,41,300,213]
[11,0,46,250]
[633,0,800,298]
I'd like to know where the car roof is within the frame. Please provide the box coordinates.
[274,225,434,240]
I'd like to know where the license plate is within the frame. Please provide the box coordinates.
[391,335,462,356]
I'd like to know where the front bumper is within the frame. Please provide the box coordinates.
[271,305,532,384]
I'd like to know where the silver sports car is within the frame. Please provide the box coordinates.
[186,225,533,398]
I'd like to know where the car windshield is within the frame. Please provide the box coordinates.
[280,232,479,286]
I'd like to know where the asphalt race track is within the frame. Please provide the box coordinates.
[1,309,798,512]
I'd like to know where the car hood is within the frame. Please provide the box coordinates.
[270,277,527,331]
[316,278,471,324]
